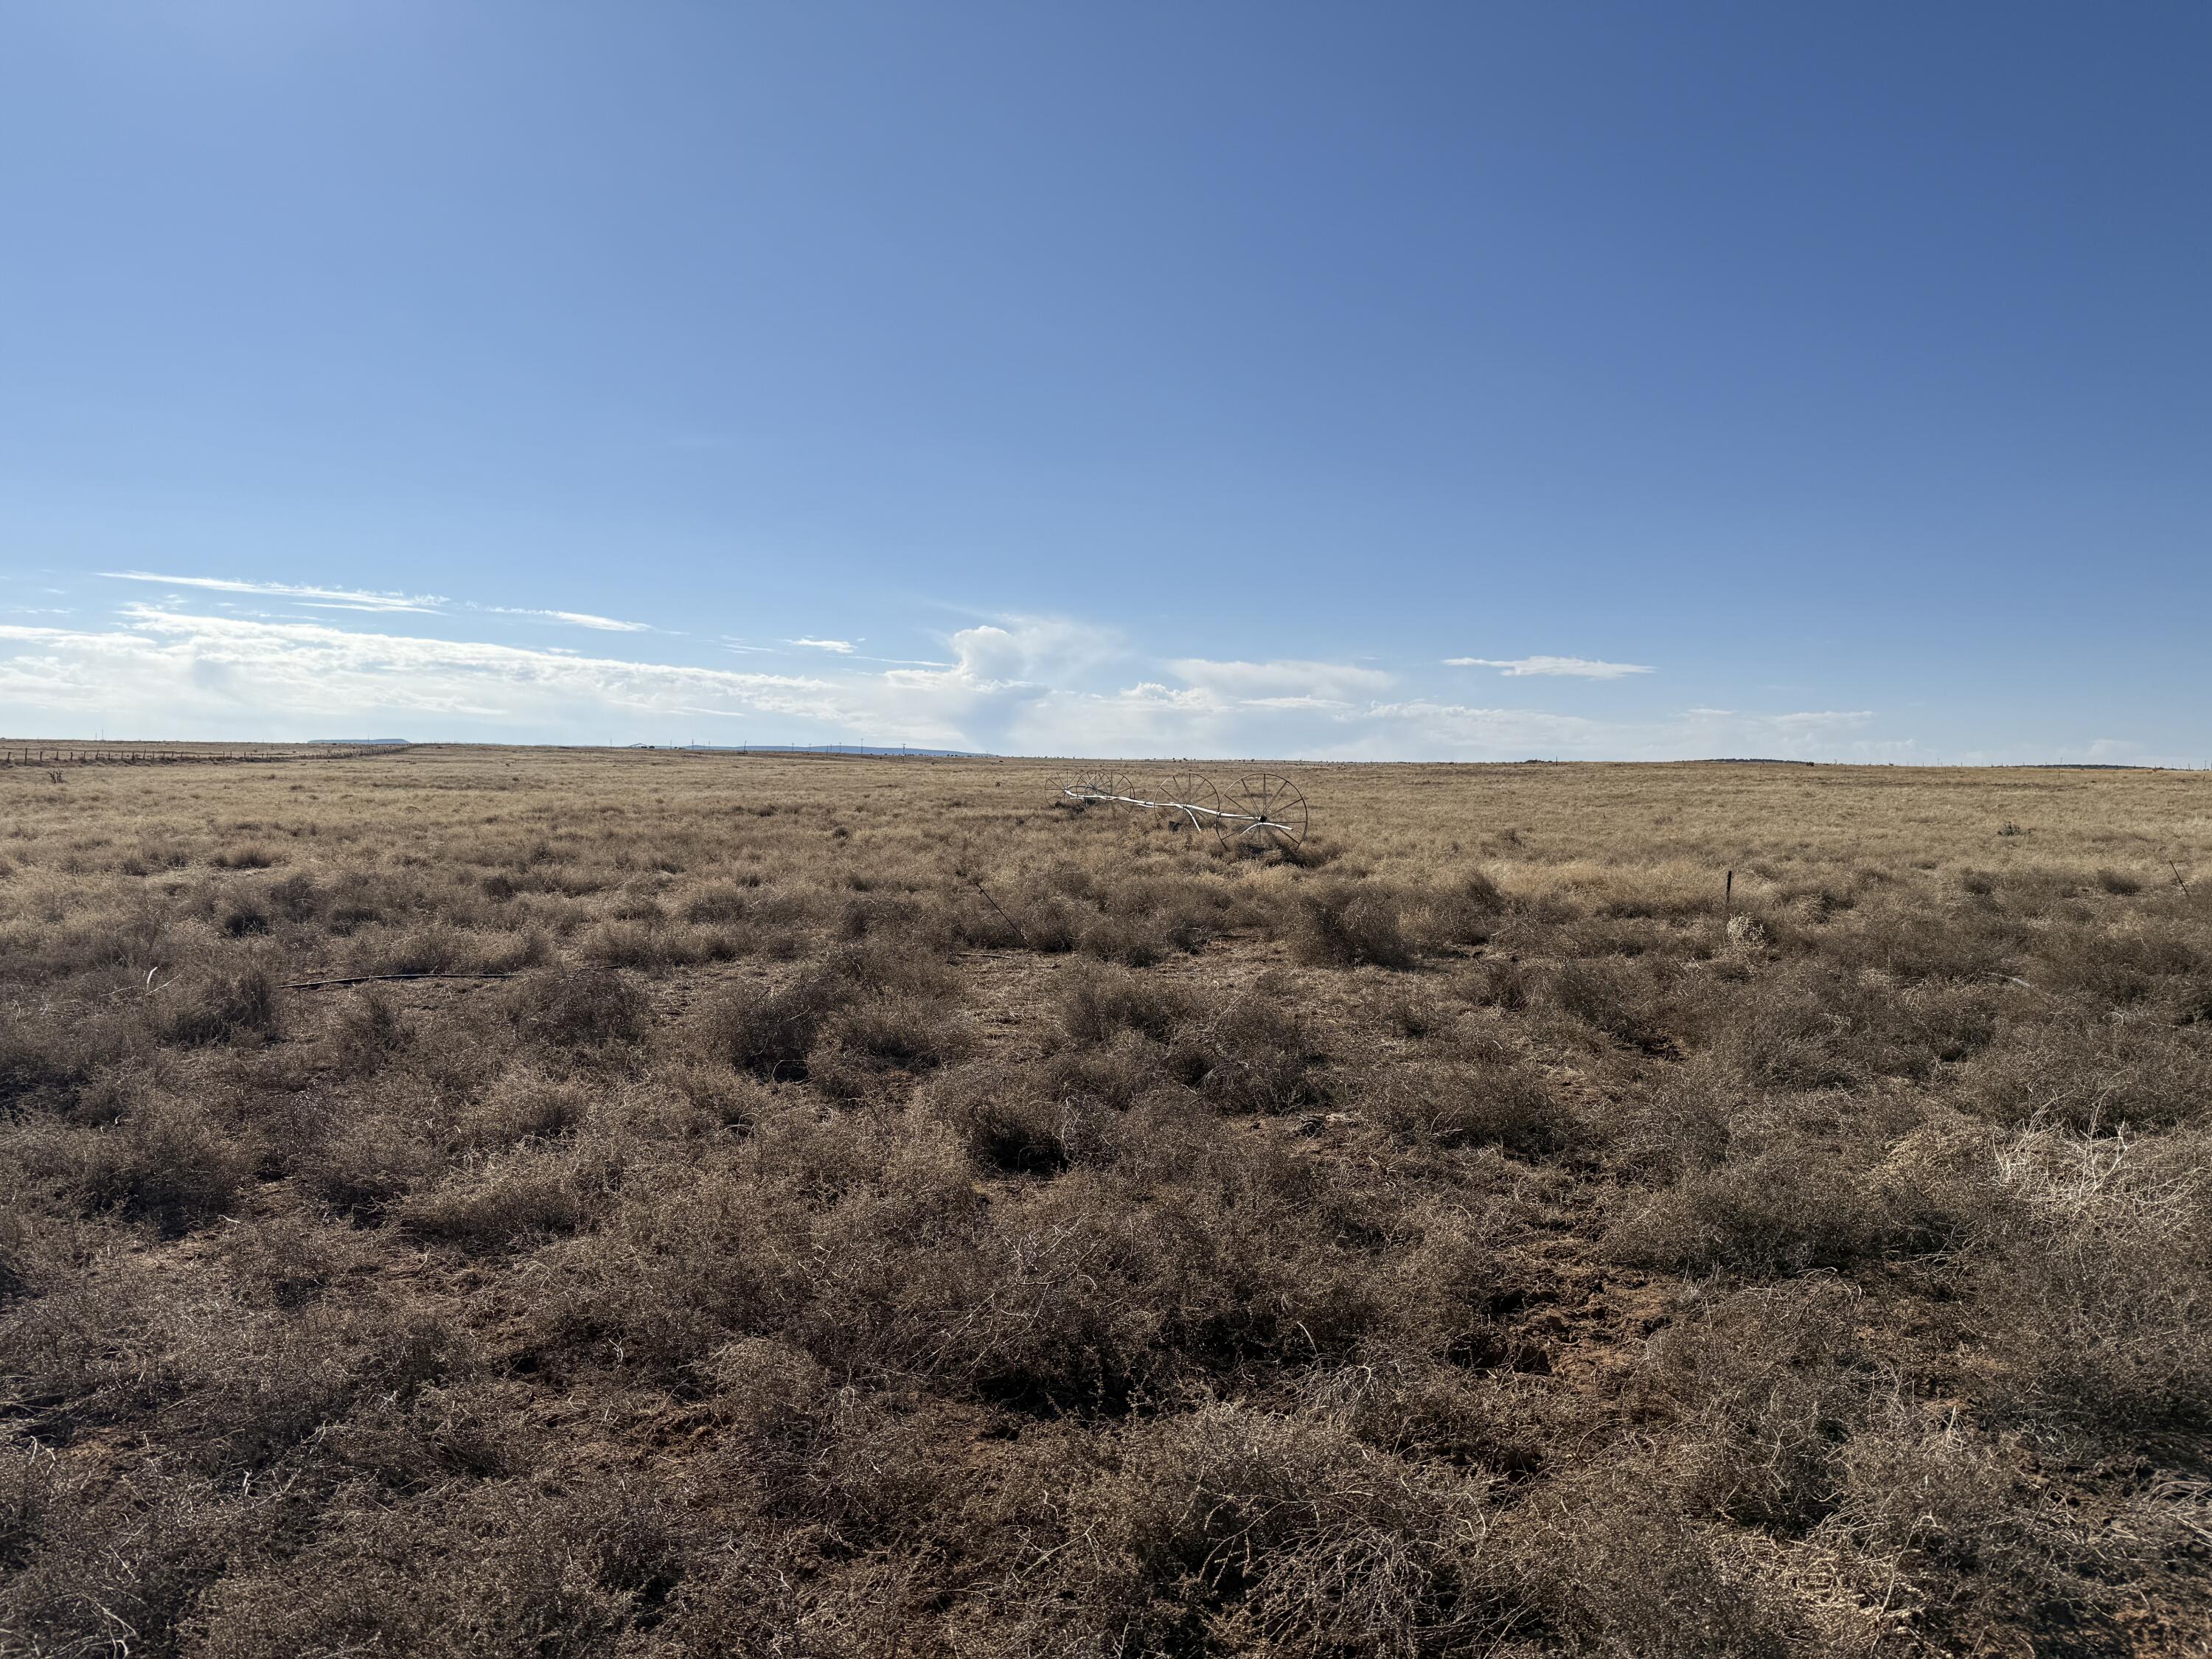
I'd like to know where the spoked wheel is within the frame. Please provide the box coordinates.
[1069,771,1135,810]
[1150,771,1221,832]
[1217,773,1308,854]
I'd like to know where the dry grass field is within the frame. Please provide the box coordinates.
[4,747,2211,1656]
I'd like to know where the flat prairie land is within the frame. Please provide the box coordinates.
[5,748,2212,1656]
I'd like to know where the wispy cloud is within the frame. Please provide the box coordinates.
[486,606,650,633]
[1445,655,1655,679]
[791,637,857,654]
[102,570,650,632]
[100,571,446,613]
[4,607,856,731]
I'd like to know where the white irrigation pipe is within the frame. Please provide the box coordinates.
[1060,786,1273,832]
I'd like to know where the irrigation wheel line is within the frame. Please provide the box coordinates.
[1058,770,1310,852]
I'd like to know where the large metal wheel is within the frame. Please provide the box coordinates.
[1217,773,1308,853]
[1068,771,1135,810]
[1150,771,1220,832]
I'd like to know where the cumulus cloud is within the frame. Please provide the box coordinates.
[1445,655,1655,679]
[867,618,1126,750]
[1166,658,1392,708]
[791,637,857,653]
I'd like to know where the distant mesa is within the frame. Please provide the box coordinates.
[309,738,411,745]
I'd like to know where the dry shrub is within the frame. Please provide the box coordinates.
[1173,975,1327,1113]
[531,1119,985,1379]
[1013,1402,1511,1656]
[1513,1486,1801,1658]
[0,1205,102,1315]
[2037,917,2202,1003]
[694,945,959,1087]
[220,897,271,936]
[321,985,411,1074]
[10,752,2212,1656]
[1983,1126,2212,1431]
[810,995,970,1101]
[950,1148,1387,1403]
[153,963,278,1046]
[1074,874,1227,965]
[293,1111,440,1220]
[1697,964,1998,1091]
[917,1060,1068,1175]
[1057,961,1193,1046]
[395,1147,601,1252]
[7,1087,254,1236]
[1548,957,1678,1052]
[453,1070,591,1150]
[0,1012,125,1115]
[1837,901,2018,984]
[358,921,500,978]
[192,1475,687,1659]
[837,890,950,947]
[1610,1140,1896,1276]
[681,882,752,924]
[509,966,649,1048]
[1301,1360,1550,1475]
[1823,1391,2023,1577]
[0,1453,245,1659]
[64,1096,257,1234]
[707,1337,961,1548]
[321,1379,537,1490]
[1363,1057,1576,1154]
[1010,891,1083,952]
[581,916,695,969]
[1288,878,1414,969]
[1077,910,1178,967]
[1413,869,1507,950]
[1963,1020,2212,1132]
[1376,982,1447,1037]
[696,970,838,1080]
[1039,1029,1170,1109]
[265,872,324,921]
[1465,956,1529,1011]
[1645,1281,1863,1532]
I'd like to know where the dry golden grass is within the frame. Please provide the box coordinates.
[4,746,2212,1655]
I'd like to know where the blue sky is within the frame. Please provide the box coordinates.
[2,3,2207,761]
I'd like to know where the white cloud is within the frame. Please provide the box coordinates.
[487,607,650,633]
[1446,655,1655,679]
[1166,658,1391,707]
[100,569,658,633]
[101,571,446,613]
[0,602,1899,761]
[0,608,880,739]
[792,637,857,654]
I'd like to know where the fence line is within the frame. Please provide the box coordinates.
[0,745,406,769]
